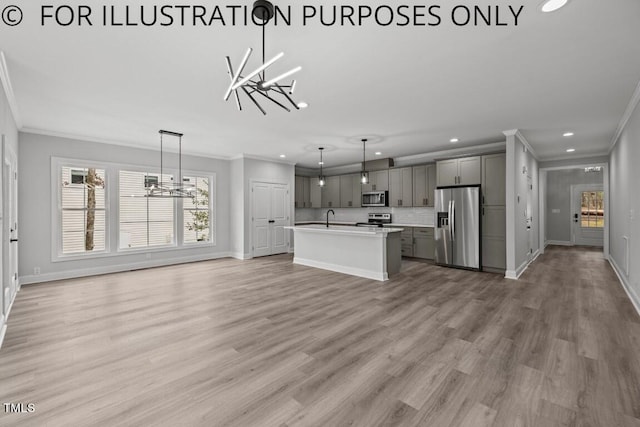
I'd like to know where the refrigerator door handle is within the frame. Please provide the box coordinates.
[451,200,455,241]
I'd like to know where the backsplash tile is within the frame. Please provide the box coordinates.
[295,206,435,226]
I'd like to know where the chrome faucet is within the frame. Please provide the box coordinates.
[326,209,335,228]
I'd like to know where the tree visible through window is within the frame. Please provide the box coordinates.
[183,176,210,243]
[61,166,106,254]
[581,191,604,228]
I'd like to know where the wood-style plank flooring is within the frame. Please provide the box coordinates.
[1,246,639,426]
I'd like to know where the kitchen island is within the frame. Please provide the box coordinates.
[285,224,403,281]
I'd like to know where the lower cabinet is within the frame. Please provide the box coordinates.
[413,228,434,260]
[482,205,506,270]
[400,228,413,257]
[398,227,434,260]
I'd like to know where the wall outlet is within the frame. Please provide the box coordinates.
[33,267,40,275]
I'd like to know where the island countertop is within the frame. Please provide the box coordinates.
[285,224,404,235]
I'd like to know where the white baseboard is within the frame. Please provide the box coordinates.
[230,252,252,260]
[0,289,17,350]
[505,249,541,280]
[19,252,234,285]
[609,256,640,318]
[0,323,6,350]
[546,240,573,246]
[293,257,388,281]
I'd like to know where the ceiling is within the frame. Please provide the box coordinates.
[1,0,639,168]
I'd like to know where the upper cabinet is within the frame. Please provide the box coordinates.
[340,174,362,208]
[412,164,436,207]
[295,176,321,208]
[481,153,506,206]
[436,156,481,187]
[308,177,322,208]
[362,169,389,193]
[295,176,304,208]
[321,176,341,208]
[389,167,413,207]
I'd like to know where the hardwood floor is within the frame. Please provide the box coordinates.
[1,246,639,426]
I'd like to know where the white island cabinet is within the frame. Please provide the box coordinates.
[285,225,403,281]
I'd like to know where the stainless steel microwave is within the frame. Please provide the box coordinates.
[362,191,388,207]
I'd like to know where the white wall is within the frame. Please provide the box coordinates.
[1,68,19,346]
[228,157,295,258]
[545,169,604,243]
[18,132,231,283]
[609,98,640,311]
[505,131,540,279]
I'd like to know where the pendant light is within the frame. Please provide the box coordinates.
[318,147,325,187]
[146,130,195,198]
[360,138,369,184]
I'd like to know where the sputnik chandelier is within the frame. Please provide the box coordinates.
[224,0,305,115]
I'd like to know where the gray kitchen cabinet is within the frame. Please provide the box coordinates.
[436,156,481,187]
[482,205,506,270]
[295,176,317,208]
[321,176,340,208]
[309,177,322,208]
[412,164,436,207]
[481,153,506,205]
[400,227,413,257]
[294,176,304,208]
[413,227,434,260]
[481,153,506,271]
[362,169,389,193]
[389,167,413,207]
[340,174,361,208]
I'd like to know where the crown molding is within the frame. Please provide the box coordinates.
[231,153,297,166]
[609,78,640,153]
[503,129,539,160]
[0,51,23,129]
[394,141,506,165]
[20,127,233,161]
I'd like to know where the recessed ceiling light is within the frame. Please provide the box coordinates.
[279,154,286,158]
[566,148,576,153]
[541,0,569,12]
[450,138,459,143]
[375,152,382,156]
[297,102,308,109]
[563,132,574,137]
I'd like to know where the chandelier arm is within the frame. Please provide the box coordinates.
[263,66,301,88]
[231,52,284,90]
[253,89,291,112]
[272,83,299,109]
[224,56,243,110]
[224,49,253,101]
[241,86,267,115]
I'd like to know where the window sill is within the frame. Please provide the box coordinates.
[52,241,217,263]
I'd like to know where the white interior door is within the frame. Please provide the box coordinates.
[2,139,18,315]
[252,183,272,257]
[571,184,604,247]
[251,182,289,257]
[271,184,288,254]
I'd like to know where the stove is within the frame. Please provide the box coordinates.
[355,213,392,227]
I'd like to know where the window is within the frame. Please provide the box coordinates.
[60,166,106,254]
[581,191,604,228]
[119,170,174,249]
[183,176,211,243]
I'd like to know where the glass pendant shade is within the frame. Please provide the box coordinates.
[361,171,369,184]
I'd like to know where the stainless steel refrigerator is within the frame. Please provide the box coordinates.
[434,185,481,270]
